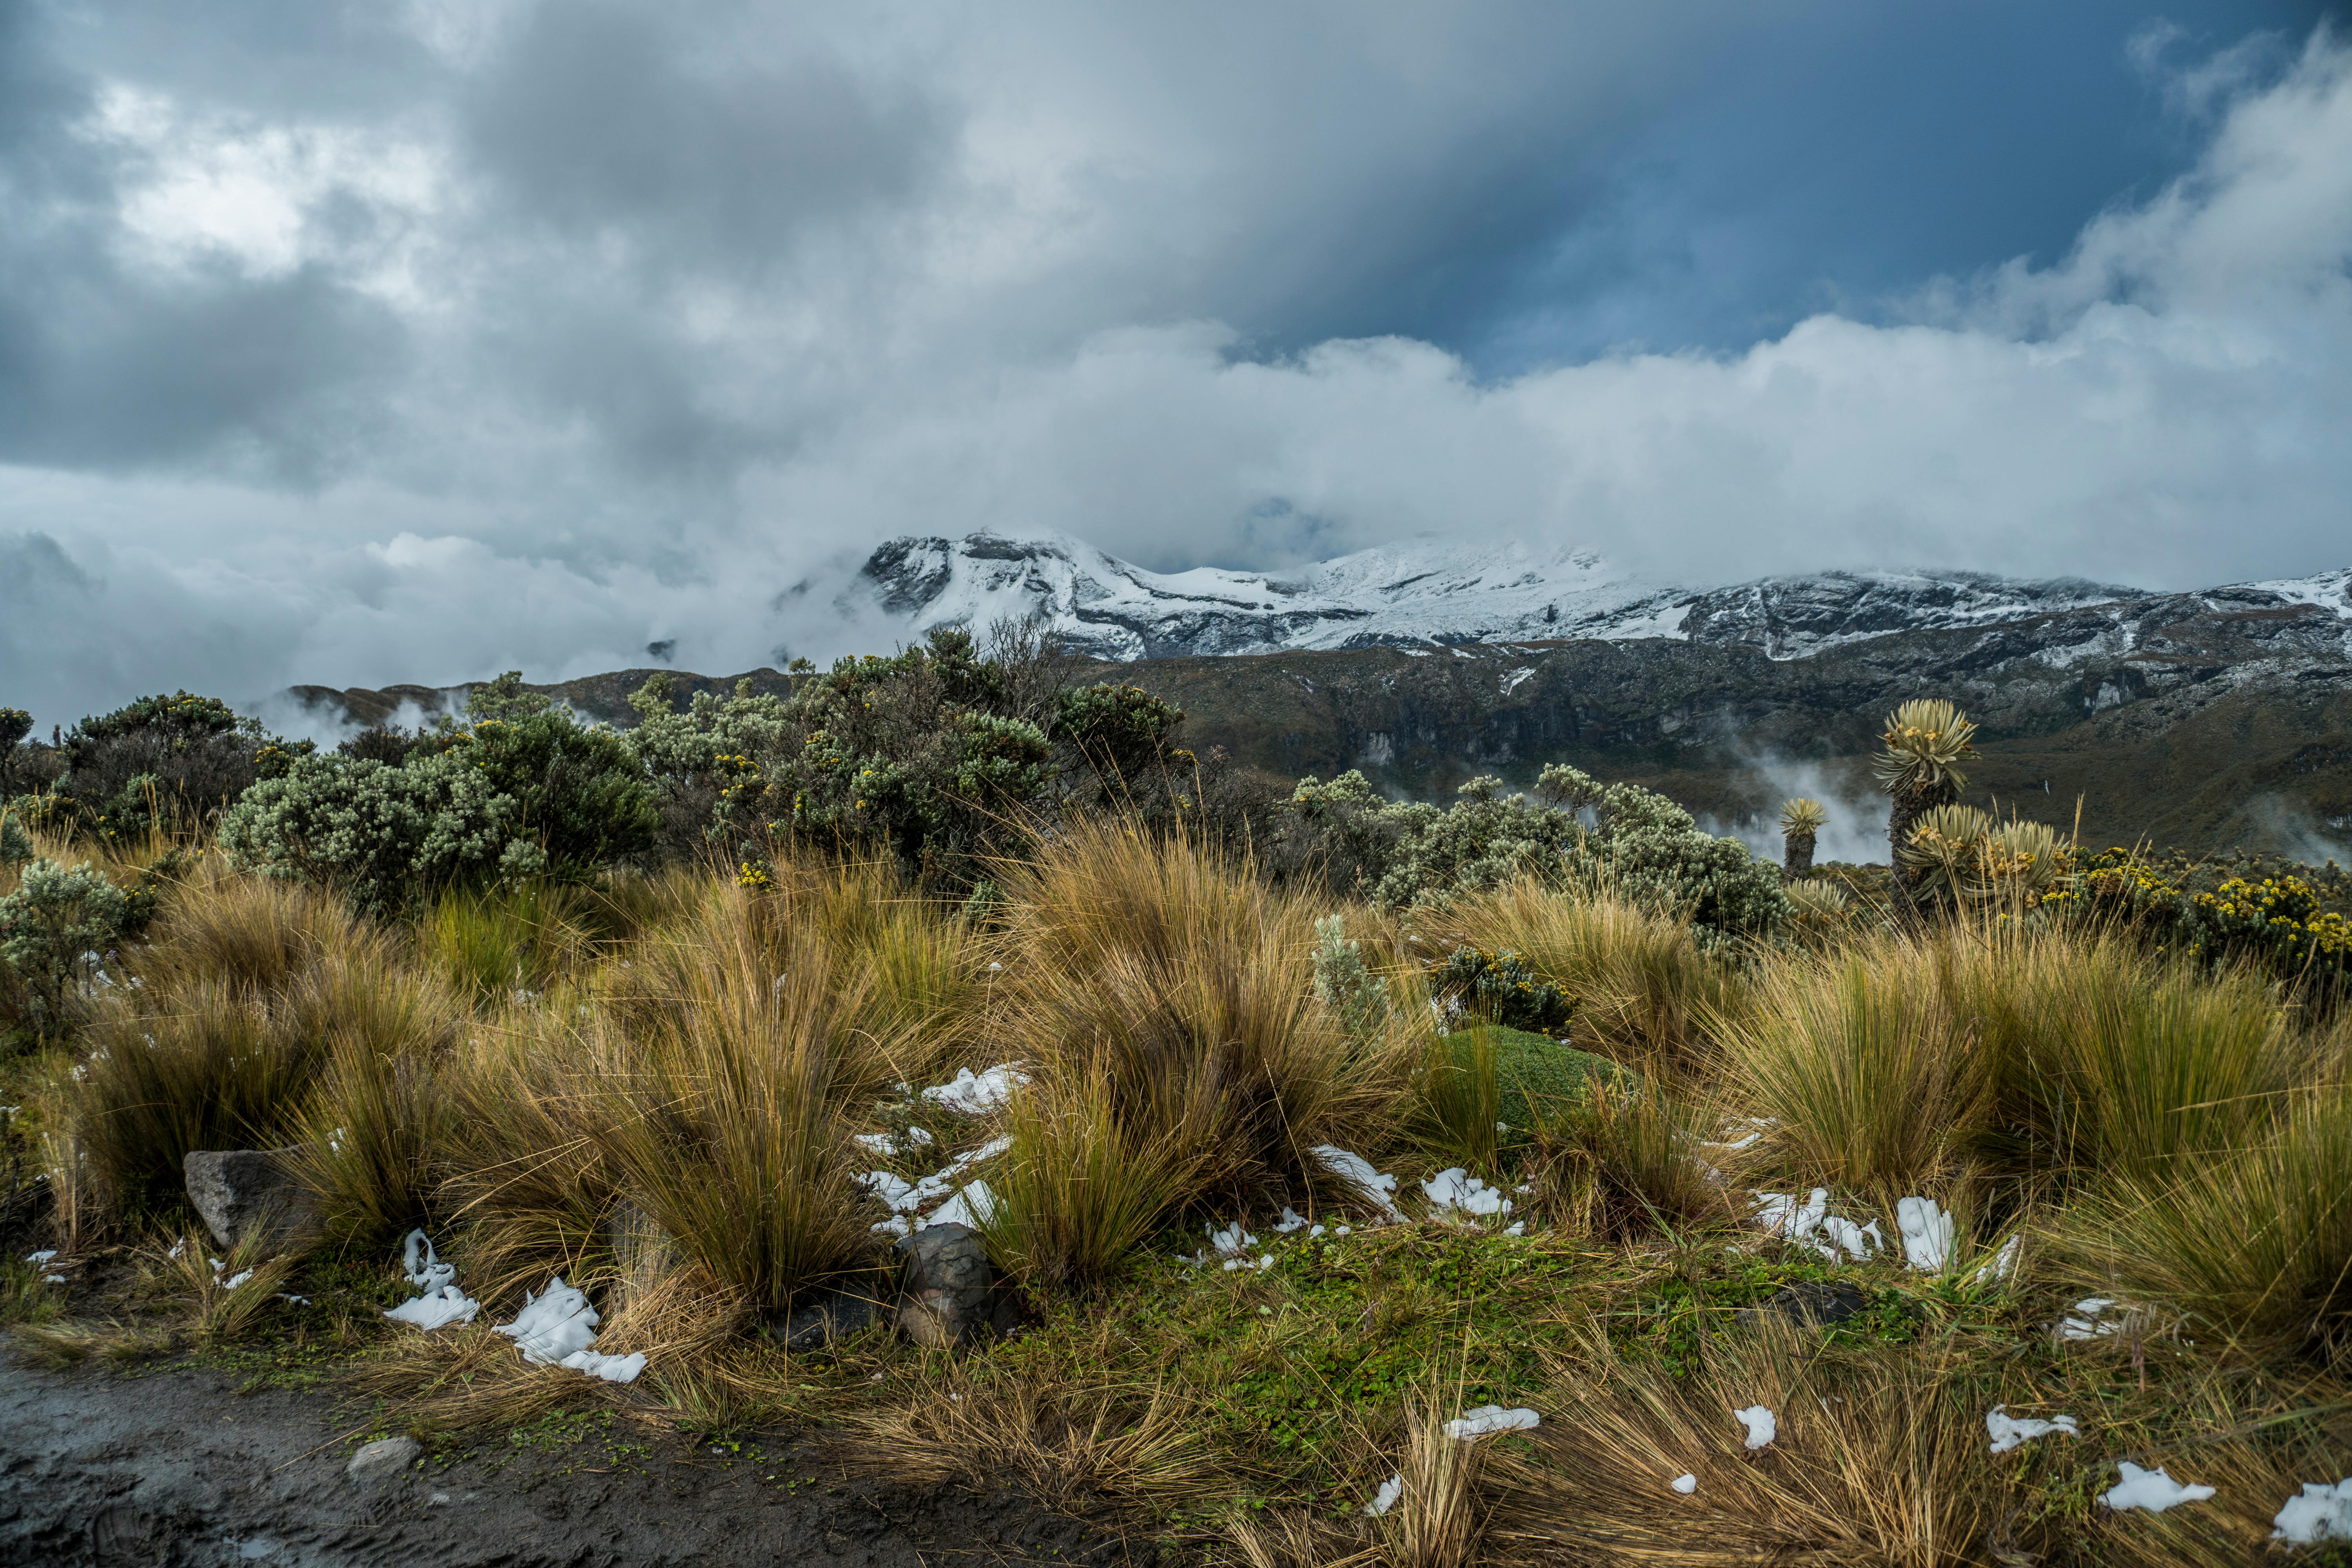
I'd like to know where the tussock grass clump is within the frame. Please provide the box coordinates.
[588,953,884,1313]
[1550,1079,1736,1240]
[987,818,1413,1284]
[1713,938,1985,1203]
[133,858,362,997]
[65,981,325,1214]
[1431,880,1735,1065]
[421,880,596,1008]
[147,1229,297,1346]
[2063,1083,2352,1357]
[443,886,889,1312]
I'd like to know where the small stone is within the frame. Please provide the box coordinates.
[893,1223,1020,1349]
[771,1286,888,1352]
[184,1147,320,1251]
[347,1436,421,1486]
[1735,1278,1870,1332]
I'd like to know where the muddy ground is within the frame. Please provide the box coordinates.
[0,1357,1147,1568]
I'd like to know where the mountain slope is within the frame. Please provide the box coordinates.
[836,530,2189,659]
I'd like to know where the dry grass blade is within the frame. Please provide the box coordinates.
[1490,1323,2004,1567]
[149,1230,297,1347]
[1382,1398,1488,1568]
[9,1318,176,1368]
[849,1365,1222,1518]
[349,1321,595,1434]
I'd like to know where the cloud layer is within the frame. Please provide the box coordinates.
[2,3,2348,727]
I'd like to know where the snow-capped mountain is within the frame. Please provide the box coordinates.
[832,530,2349,662]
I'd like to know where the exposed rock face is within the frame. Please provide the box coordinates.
[183,1148,319,1251]
[893,1223,1020,1350]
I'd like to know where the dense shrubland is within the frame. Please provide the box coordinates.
[4,670,2352,1565]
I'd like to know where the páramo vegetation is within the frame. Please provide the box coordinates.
[4,638,2351,1566]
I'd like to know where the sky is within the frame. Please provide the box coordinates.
[3,0,2350,726]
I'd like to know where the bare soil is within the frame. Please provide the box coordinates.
[0,1356,1146,1568]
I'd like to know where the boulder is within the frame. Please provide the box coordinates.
[771,1285,889,1353]
[347,1436,421,1486]
[183,1147,319,1251]
[893,1223,1020,1349]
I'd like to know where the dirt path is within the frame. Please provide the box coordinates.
[0,1357,1143,1568]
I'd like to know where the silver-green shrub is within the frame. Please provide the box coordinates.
[1280,764,1788,941]
[0,857,131,1035]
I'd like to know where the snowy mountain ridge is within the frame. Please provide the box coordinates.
[834,530,2352,662]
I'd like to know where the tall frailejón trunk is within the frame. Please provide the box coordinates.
[1782,831,1817,882]
[1888,780,1957,923]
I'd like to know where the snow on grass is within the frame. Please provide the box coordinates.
[1444,1405,1541,1439]
[1734,1405,1777,1449]
[852,1126,933,1157]
[860,1135,1013,1237]
[1751,1188,1879,1261]
[1312,1145,1400,1219]
[920,1064,1028,1114]
[384,1228,484,1330]
[926,1179,998,1230]
[2272,1479,2352,1543]
[1973,1234,2021,1285]
[1273,1206,1310,1234]
[1671,1473,1698,1494]
[561,1348,649,1383]
[1365,1474,1403,1516]
[2100,1462,2215,1513]
[2060,1297,2121,1340]
[1421,1167,1514,1219]
[25,1249,56,1265]
[497,1277,601,1365]
[1985,1405,2080,1454]
[1895,1197,1953,1272]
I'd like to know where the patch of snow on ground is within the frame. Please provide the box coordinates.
[1974,1234,2021,1284]
[1735,1406,1777,1450]
[920,1064,1029,1114]
[926,1180,997,1230]
[497,1277,602,1366]
[2060,1298,2120,1339]
[560,1348,648,1384]
[1421,1167,1513,1218]
[2102,1463,2215,1513]
[1444,1405,1541,1439]
[2272,1479,2352,1543]
[1671,1473,1698,1494]
[1312,1145,1401,1218]
[25,1249,56,1265]
[1752,1189,1878,1260]
[1896,1197,1954,1272]
[1986,1405,2080,1454]
[1273,1207,1310,1234]
[1365,1474,1403,1516]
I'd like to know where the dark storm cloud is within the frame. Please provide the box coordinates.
[461,1,952,274]
[0,0,405,472]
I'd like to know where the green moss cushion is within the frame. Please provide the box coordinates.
[1441,1025,1634,1138]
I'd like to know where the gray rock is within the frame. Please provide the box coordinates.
[183,1147,320,1252]
[346,1437,421,1486]
[1734,1278,1871,1332]
[893,1223,1020,1349]
[771,1286,888,1353]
